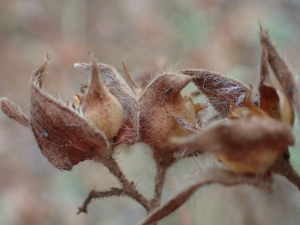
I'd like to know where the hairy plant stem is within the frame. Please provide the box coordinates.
[271,153,300,191]
[101,156,151,211]
[151,164,168,209]
[78,155,151,214]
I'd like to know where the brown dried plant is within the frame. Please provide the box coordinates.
[1,26,300,224]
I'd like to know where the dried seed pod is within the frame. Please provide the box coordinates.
[81,55,124,140]
[181,69,257,118]
[139,73,196,163]
[29,55,109,170]
[172,116,294,174]
[74,61,139,145]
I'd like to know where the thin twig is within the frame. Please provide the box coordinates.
[90,156,151,212]
[77,188,124,214]
[137,169,272,225]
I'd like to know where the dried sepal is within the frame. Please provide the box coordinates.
[30,56,109,170]
[74,62,139,145]
[81,55,124,140]
[259,27,300,124]
[137,168,272,225]
[172,117,294,174]
[172,114,201,133]
[258,37,294,125]
[259,84,280,119]
[139,73,196,164]
[196,105,219,128]
[1,97,30,127]
[228,85,269,119]
[122,62,142,96]
[181,69,254,118]
[33,53,50,88]
[276,89,294,125]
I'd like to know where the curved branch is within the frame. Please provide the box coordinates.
[137,169,272,225]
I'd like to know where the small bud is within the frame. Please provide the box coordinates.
[81,55,124,140]
[139,73,196,163]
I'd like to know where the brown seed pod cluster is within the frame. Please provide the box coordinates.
[1,26,300,224]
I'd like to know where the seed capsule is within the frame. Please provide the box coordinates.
[81,55,124,140]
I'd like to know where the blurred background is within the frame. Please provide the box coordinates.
[1,0,300,224]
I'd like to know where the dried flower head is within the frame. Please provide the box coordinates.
[2,24,300,225]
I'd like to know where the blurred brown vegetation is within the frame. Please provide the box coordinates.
[1,0,300,224]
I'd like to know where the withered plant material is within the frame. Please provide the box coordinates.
[259,28,300,124]
[181,69,251,118]
[270,148,300,191]
[258,41,294,125]
[139,73,196,163]
[30,55,110,170]
[137,168,272,225]
[172,116,294,174]
[139,73,197,212]
[122,62,142,97]
[259,84,280,120]
[81,55,124,140]
[228,85,269,120]
[74,62,139,145]
[172,114,201,133]
[28,55,152,211]
[78,157,151,214]
[78,187,150,214]
[1,98,30,127]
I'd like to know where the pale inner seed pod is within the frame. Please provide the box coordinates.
[81,55,124,140]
